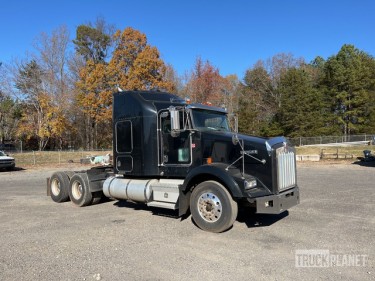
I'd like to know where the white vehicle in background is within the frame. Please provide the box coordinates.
[0,151,15,171]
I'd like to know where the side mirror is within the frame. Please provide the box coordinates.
[234,114,238,134]
[228,114,238,133]
[231,114,239,145]
[169,107,180,137]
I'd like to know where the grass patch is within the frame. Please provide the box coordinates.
[296,145,374,158]
[9,150,112,165]
[7,146,375,165]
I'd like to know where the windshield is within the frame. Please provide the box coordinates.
[191,109,231,132]
[0,151,6,156]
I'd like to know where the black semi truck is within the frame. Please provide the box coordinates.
[48,90,299,232]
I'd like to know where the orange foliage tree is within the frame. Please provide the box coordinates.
[75,27,176,149]
[184,57,236,108]
[108,27,175,92]
[76,61,112,150]
[17,92,69,150]
[15,59,70,150]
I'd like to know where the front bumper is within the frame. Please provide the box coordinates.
[254,187,299,214]
[0,162,15,169]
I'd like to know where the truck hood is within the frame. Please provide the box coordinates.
[202,130,287,150]
[0,156,15,161]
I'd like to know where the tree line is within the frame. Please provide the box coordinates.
[239,48,375,138]
[0,19,374,151]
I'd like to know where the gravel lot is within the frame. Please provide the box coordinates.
[0,162,374,281]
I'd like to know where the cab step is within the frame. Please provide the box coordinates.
[147,201,178,210]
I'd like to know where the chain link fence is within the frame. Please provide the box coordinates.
[8,149,112,166]
[3,134,375,165]
[289,134,375,147]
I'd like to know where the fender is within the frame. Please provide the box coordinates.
[86,166,112,192]
[178,163,243,216]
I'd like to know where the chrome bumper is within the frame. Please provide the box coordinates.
[255,187,300,214]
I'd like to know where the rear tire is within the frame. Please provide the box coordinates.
[50,172,70,203]
[69,173,92,207]
[190,181,238,233]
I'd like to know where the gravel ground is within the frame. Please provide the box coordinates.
[0,162,374,281]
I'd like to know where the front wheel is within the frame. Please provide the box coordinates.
[190,181,238,233]
[69,173,92,207]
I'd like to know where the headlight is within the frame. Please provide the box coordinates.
[244,179,257,190]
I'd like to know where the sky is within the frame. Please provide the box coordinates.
[1,0,374,79]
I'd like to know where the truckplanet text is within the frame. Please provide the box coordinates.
[295,250,368,268]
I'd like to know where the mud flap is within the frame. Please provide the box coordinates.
[178,187,191,217]
[46,177,51,196]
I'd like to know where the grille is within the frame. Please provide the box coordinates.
[0,160,13,164]
[276,147,296,192]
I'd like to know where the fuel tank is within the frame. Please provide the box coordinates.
[103,177,155,202]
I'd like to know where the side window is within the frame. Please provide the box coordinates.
[162,117,171,134]
[159,110,191,165]
[116,120,133,153]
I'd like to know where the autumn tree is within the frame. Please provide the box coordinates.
[13,26,72,150]
[15,61,52,150]
[222,74,240,115]
[75,26,175,149]
[182,57,226,106]
[164,63,183,94]
[73,20,114,149]
[75,60,112,149]
[35,26,72,149]
[108,27,175,92]
[15,60,43,144]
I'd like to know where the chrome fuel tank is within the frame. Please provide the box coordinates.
[103,177,155,202]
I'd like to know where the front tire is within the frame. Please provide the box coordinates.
[50,172,70,203]
[190,181,238,233]
[69,173,92,207]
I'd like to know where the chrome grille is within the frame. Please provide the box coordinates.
[0,160,13,164]
[276,147,296,192]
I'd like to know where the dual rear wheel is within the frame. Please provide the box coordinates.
[50,172,97,207]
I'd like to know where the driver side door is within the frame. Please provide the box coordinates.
[159,110,192,166]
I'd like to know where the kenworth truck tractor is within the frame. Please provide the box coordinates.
[48,90,299,232]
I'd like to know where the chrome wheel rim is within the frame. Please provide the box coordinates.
[51,178,60,196]
[197,192,222,222]
[71,181,83,200]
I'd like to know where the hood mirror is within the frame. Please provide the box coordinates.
[231,114,239,145]
[232,134,239,145]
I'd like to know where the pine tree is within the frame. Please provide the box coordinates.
[323,44,375,136]
[278,68,326,137]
